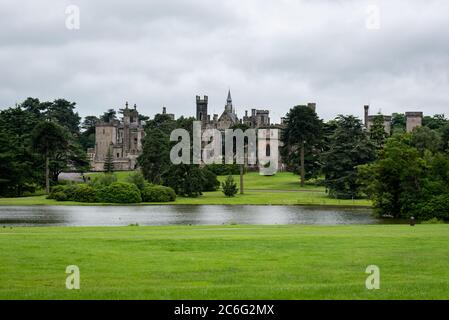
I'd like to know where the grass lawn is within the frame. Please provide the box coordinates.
[1,224,448,299]
[0,172,371,206]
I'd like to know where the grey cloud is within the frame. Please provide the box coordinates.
[0,0,448,122]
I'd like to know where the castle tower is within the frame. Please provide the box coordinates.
[364,105,370,127]
[225,89,233,113]
[406,112,423,132]
[196,95,208,124]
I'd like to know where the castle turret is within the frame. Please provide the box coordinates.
[196,95,208,124]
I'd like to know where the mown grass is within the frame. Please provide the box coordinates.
[1,224,448,299]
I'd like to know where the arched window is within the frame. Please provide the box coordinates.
[266,144,271,157]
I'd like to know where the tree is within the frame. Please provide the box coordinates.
[31,121,69,193]
[410,126,441,154]
[46,99,81,135]
[370,114,389,150]
[358,133,449,219]
[138,128,171,183]
[103,146,115,173]
[222,175,238,197]
[423,114,448,130]
[231,123,251,194]
[322,115,376,199]
[80,116,99,150]
[162,164,204,197]
[391,113,406,135]
[282,105,322,186]
[100,109,117,123]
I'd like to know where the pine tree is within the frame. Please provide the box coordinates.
[103,147,114,173]
[370,114,389,150]
[222,175,238,197]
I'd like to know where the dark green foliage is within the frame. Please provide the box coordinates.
[201,168,220,192]
[370,114,389,150]
[72,184,97,203]
[322,115,376,199]
[391,113,406,135]
[412,194,449,221]
[162,164,204,197]
[423,114,448,130]
[89,173,117,187]
[205,164,242,175]
[52,191,67,201]
[138,128,171,184]
[103,148,115,173]
[359,131,449,219]
[281,105,323,183]
[410,126,441,154]
[97,182,142,203]
[125,171,146,190]
[100,109,117,123]
[141,184,176,202]
[222,175,238,197]
[46,99,81,135]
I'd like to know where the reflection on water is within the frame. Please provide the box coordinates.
[0,205,405,227]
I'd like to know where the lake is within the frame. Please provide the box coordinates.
[0,205,403,227]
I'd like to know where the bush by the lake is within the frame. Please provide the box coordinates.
[52,191,67,201]
[72,184,97,203]
[97,182,142,203]
[201,168,220,192]
[205,163,242,176]
[89,173,117,187]
[141,184,176,202]
[222,175,238,197]
[126,172,146,191]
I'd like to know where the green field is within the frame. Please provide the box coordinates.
[0,172,371,206]
[1,224,448,299]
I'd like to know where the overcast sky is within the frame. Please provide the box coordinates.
[1,0,448,122]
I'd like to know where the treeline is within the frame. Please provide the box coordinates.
[281,105,449,219]
[0,98,133,197]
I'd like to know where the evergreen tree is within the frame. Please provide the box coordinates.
[370,114,389,150]
[31,121,69,193]
[222,175,238,197]
[103,147,115,173]
[322,115,376,199]
[282,105,323,186]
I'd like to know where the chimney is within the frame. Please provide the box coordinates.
[364,105,370,127]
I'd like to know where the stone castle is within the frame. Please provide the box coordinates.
[87,102,145,171]
[363,105,423,134]
[196,90,272,130]
[87,93,424,171]
[88,91,283,171]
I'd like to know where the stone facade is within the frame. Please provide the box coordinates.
[196,90,274,130]
[406,112,423,133]
[88,102,145,171]
[363,105,423,134]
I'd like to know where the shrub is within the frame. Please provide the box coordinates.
[421,218,445,224]
[222,175,238,197]
[205,163,242,176]
[126,172,146,191]
[89,174,117,187]
[72,184,97,203]
[53,191,67,201]
[98,182,142,203]
[412,194,449,221]
[47,185,67,199]
[141,184,176,202]
[201,168,220,192]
